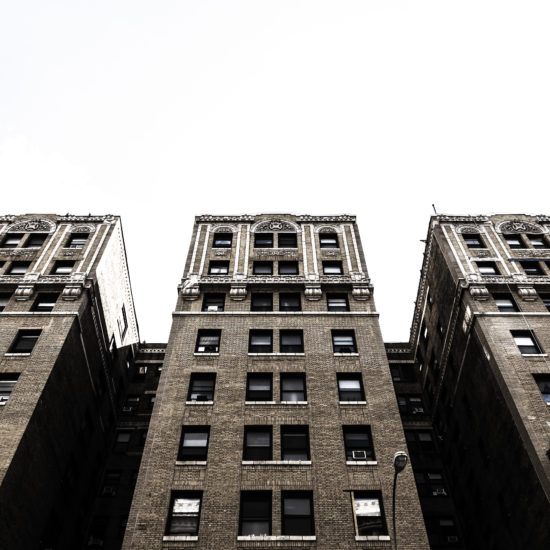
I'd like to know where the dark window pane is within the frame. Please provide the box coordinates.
[279,261,298,275]
[323,261,343,274]
[2,234,23,248]
[213,232,233,248]
[255,233,273,248]
[179,427,210,461]
[279,293,301,311]
[66,233,89,249]
[281,374,306,401]
[253,261,273,275]
[202,293,225,312]
[463,234,485,248]
[246,373,273,401]
[251,293,273,311]
[208,261,229,275]
[166,492,202,535]
[188,374,216,401]
[24,234,47,248]
[240,491,271,535]
[512,330,542,354]
[319,233,339,248]
[282,492,314,535]
[493,293,518,312]
[354,491,388,536]
[9,330,41,354]
[243,427,272,460]
[327,293,349,312]
[337,374,365,401]
[280,330,304,353]
[278,233,297,248]
[519,260,544,276]
[281,426,309,460]
[343,426,375,460]
[249,330,273,353]
[195,330,221,353]
[51,261,74,274]
[332,330,357,353]
[32,292,60,312]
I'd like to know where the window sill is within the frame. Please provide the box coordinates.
[521,354,548,357]
[339,401,367,405]
[244,401,308,406]
[175,460,207,466]
[193,352,219,357]
[237,535,316,541]
[186,401,213,405]
[242,460,312,466]
[346,460,378,466]
[163,535,198,541]
[355,535,391,541]
[4,353,31,357]
[248,352,305,357]
[280,400,308,405]
[334,352,359,357]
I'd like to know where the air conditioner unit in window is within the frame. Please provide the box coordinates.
[412,408,425,415]
[352,450,367,460]
[195,394,209,401]
[447,536,459,543]
[432,488,447,496]
[207,306,219,311]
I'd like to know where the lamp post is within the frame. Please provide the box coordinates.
[392,451,408,550]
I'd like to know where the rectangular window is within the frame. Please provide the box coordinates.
[463,234,485,248]
[114,430,132,451]
[527,234,547,249]
[323,261,343,275]
[414,471,448,498]
[280,330,304,353]
[405,430,435,455]
[476,261,499,275]
[51,261,74,275]
[66,233,89,249]
[249,330,273,353]
[246,373,273,401]
[208,261,229,275]
[195,329,221,353]
[243,426,272,460]
[8,329,41,354]
[24,234,47,248]
[32,292,60,312]
[343,426,375,461]
[398,395,426,416]
[493,293,518,312]
[251,293,273,312]
[278,261,298,275]
[282,492,314,535]
[0,292,11,312]
[332,330,357,353]
[281,425,310,460]
[534,375,550,406]
[2,234,23,248]
[512,330,543,355]
[278,233,297,248]
[390,364,416,382]
[540,294,550,312]
[7,261,31,275]
[353,491,388,536]
[253,261,273,275]
[327,293,349,312]
[255,233,273,248]
[280,373,306,401]
[503,234,525,249]
[101,470,122,496]
[166,491,202,535]
[239,491,271,536]
[319,233,339,248]
[279,292,301,311]
[179,427,210,461]
[337,373,365,401]
[212,232,232,248]
[0,374,19,406]
[202,293,225,312]
[188,373,216,401]
[519,260,544,276]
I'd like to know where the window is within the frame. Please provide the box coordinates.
[279,261,298,275]
[208,261,229,275]
[398,395,426,416]
[534,375,550,406]
[212,232,232,248]
[503,234,525,249]
[0,374,19,406]
[280,330,304,353]
[512,330,543,355]
[281,373,306,401]
[332,330,357,353]
[353,491,388,536]
[320,232,339,248]
[251,293,273,312]
[195,329,221,353]
[202,293,225,312]
[246,373,272,401]
[249,330,273,353]
[279,292,301,311]
[405,430,436,455]
[114,430,132,451]
[337,373,365,401]
[253,261,273,275]
[0,293,11,312]
[463,234,485,248]
[7,261,31,275]
[123,395,139,412]
[414,471,448,497]
[24,234,47,248]
[188,373,216,401]
[239,491,271,535]
[493,293,518,312]
[179,427,210,461]
[540,294,550,312]
[476,261,499,275]
[166,491,202,535]
[282,492,314,535]
[2,234,23,248]
[8,329,41,354]
[343,426,375,461]
[527,234,547,249]
[323,261,343,275]
[390,364,416,382]
[327,293,349,312]
[243,426,272,460]
[32,292,60,312]
[519,260,544,276]
[278,233,297,248]
[66,233,89,249]
[51,261,74,275]
[425,517,460,546]
[255,233,273,248]
[281,426,310,460]
[101,470,122,496]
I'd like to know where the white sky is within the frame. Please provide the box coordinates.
[1,1,549,343]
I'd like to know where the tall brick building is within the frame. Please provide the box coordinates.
[122,214,430,550]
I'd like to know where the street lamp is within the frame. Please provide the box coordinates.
[392,451,409,550]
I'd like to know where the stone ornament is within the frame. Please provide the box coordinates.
[298,215,355,223]
[498,220,545,234]
[517,286,538,301]
[469,286,490,301]
[8,218,56,233]
[457,225,481,234]
[352,285,371,300]
[230,284,247,300]
[316,225,342,234]
[211,225,236,233]
[14,285,35,301]
[72,225,95,233]
[304,285,322,300]
[252,220,300,233]
[62,284,83,300]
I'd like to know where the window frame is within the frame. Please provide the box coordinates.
[246,373,273,401]
[208,261,229,275]
[252,261,273,275]
[534,374,550,406]
[212,232,233,248]
[281,425,310,461]
[511,330,543,355]
[279,292,301,312]
[281,491,315,536]
[239,491,272,536]
[8,329,41,354]
[65,233,90,249]
[249,330,273,353]
[195,329,221,353]
[187,373,216,402]
[0,373,20,406]
[7,261,31,275]
[1,233,23,248]
[254,233,274,248]
[475,261,499,276]
[51,261,75,275]
[179,426,210,461]
[201,293,225,312]
[165,491,203,536]
[337,373,365,401]
[463,234,486,249]
[503,234,526,249]
[280,330,304,353]
[353,491,388,536]
[251,293,273,312]
[327,293,350,312]
[319,233,339,248]
[343,425,376,461]
[278,233,297,248]
[493,293,519,313]
[280,373,307,402]
[24,234,48,248]
[322,261,343,275]
[31,292,60,312]
[332,330,357,353]
[243,426,273,461]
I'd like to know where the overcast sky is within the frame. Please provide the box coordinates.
[1,1,549,343]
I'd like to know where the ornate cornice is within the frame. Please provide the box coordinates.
[436,215,489,223]
[298,215,355,223]
[196,215,255,223]
[7,218,56,233]
[252,219,301,233]
[496,220,545,234]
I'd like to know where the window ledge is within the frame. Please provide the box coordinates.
[175,460,207,466]
[185,401,213,405]
[280,401,308,405]
[163,535,198,541]
[4,353,30,357]
[237,535,316,541]
[339,401,367,405]
[245,401,277,405]
[193,352,219,357]
[346,460,378,466]
[355,535,391,541]
[521,354,548,357]
[333,352,359,357]
[248,352,305,357]
[242,460,312,466]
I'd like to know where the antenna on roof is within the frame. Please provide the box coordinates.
[432,204,438,214]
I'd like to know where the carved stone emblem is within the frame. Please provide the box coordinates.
[8,219,55,233]
[517,286,538,301]
[498,220,544,234]
[457,225,481,234]
[304,285,322,300]
[62,284,83,300]
[14,285,35,301]
[72,225,95,233]
[470,285,490,301]
[254,220,296,233]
